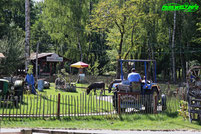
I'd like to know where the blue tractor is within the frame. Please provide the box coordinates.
[111,59,166,113]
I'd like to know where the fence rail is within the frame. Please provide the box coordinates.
[0,93,180,120]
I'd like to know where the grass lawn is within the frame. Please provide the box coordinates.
[39,83,113,96]
[1,114,201,130]
[1,82,201,130]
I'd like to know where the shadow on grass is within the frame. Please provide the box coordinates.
[119,114,142,121]
[118,110,179,121]
[57,89,78,93]
[165,111,178,118]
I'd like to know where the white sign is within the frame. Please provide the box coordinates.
[47,54,63,62]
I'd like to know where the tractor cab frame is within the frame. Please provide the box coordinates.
[119,59,158,92]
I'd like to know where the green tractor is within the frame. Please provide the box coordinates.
[0,78,24,105]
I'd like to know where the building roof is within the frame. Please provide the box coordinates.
[30,53,53,60]
[0,53,5,58]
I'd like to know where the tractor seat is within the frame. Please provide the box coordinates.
[130,82,141,92]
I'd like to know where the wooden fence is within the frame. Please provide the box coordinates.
[0,93,180,120]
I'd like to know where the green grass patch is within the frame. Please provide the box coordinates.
[0,83,114,115]
[1,83,200,130]
[1,114,201,130]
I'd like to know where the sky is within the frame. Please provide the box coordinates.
[33,0,43,2]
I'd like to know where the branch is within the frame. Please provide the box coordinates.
[115,20,122,34]
[124,22,137,59]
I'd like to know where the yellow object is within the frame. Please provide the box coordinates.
[70,61,89,69]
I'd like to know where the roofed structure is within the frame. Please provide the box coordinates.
[29,53,70,78]
[0,53,5,58]
[30,53,53,60]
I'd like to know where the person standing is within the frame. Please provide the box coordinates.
[25,65,37,95]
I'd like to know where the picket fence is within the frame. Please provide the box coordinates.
[0,93,180,120]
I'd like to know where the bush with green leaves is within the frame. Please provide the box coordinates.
[0,23,25,75]
[87,60,100,76]
[178,100,189,120]
[27,65,33,74]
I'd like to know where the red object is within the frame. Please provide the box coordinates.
[70,61,89,68]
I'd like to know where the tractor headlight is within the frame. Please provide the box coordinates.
[11,86,14,90]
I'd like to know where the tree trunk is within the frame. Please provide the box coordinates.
[25,0,30,72]
[36,42,39,81]
[172,11,176,83]
[179,21,186,82]
[148,37,151,80]
[124,23,136,60]
[77,33,83,61]
[116,31,124,79]
[78,0,83,61]
[169,26,172,81]
[181,47,186,82]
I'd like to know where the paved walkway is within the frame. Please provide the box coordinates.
[1,128,201,134]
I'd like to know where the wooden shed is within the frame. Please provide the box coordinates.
[30,53,69,77]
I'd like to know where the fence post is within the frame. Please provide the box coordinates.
[154,95,157,114]
[57,93,60,119]
[118,94,121,115]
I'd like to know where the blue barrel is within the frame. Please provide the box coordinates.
[38,79,44,92]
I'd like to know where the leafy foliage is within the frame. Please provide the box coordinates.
[0,24,24,75]
[28,65,33,74]
[178,100,189,120]
[87,60,100,76]
[0,0,201,82]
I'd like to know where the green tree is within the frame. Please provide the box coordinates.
[0,24,25,75]
[41,0,89,61]
[89,0,145,78]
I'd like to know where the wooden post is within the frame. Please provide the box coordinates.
[39,95,41,118]
[65,95,67,116]
[47,96,48,117]
[33,96,35,118]
[23,96,25,118]
[53,95,55,118]
[52,95,55,118]
[80,94,81,115]
[68,95,70,117]
[62,95,64,117]
[77,96,79,117]
[36,42,39,81]
[50,95,51,118]
[26,96,28,118]
[50,63,52,76]
[118,94,121,115]
[29,97,32,118]
[57,93,60,119]
[43,96,45,119]
[154,95,157,114]
[9,97,11,120]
